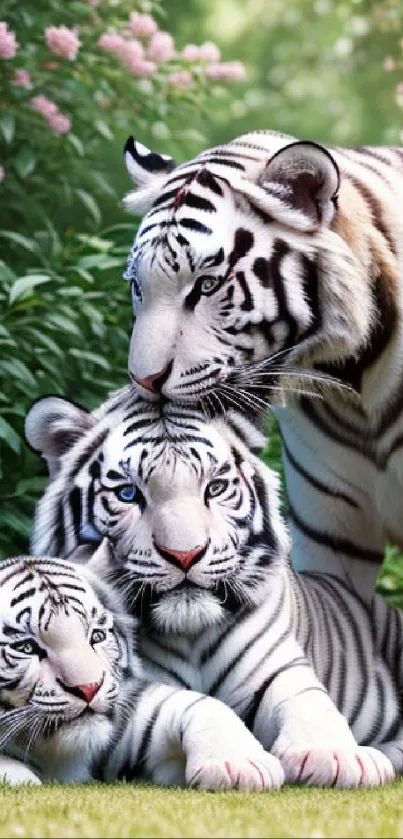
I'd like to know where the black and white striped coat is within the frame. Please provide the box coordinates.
[121,129,403,602]
[0,555,282,790]
[24,388,400,786]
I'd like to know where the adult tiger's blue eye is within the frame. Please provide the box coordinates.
[116,484,137,503]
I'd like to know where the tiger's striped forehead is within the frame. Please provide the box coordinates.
[0,557,105,634]
[102,406,234,488]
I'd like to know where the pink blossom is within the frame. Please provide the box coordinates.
[13,68,32,88]
[88,0,101,6]
[147,31,175,63]
[129,12,157,38]
[131,59,156,77]
[98,32,126,54]
[383,56,396,71]
[45,25,81,61]
[30,95,58,118]
[0,21,19,59]
[182,44,200,61]
[205,61,246,81]
[198,41,220,63]
[48,112,71,135]
[119,39,145,72]
[168,70,193,89]
[0,165,5,184]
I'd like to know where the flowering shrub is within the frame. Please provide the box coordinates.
[0,0,246,559]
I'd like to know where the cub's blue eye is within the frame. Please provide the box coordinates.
[115,484,137,503]
[11,639,44,656]
[199,275,221,296]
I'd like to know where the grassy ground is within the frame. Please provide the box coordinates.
[2,781,403,839]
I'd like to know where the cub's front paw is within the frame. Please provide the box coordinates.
[0,756,42,786]
[280,746,395,788]
[187,748,284,791]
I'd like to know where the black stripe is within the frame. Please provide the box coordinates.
[182,193,216,213]
[244,656,308,730]
[179,218,212,235]
[282,437,359,508]
[288,502,383,564]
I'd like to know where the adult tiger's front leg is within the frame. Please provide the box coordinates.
[252,649,394,789]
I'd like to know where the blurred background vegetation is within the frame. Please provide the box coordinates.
[1,0,403,600]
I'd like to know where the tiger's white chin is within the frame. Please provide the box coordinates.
[151,589,225,635]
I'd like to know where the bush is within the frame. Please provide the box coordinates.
[0,0,246,559]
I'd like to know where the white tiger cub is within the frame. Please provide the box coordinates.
[0,555,284,789]
[25,390,395,787]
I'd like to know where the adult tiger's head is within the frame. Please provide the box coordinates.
[123,131,372,404]
[25,390,289,634]
[0,556,137,771]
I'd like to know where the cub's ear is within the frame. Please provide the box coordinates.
[123,137,176,214]
[25,396,95,479]
[258,141,340,230]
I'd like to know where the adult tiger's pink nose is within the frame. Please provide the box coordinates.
[133,361,173,394]
[154,543,207,570]
[76,681,101,704]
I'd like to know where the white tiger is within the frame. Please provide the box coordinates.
[121,130,403,602]
[0,555,283,789]
[24,388,397,787]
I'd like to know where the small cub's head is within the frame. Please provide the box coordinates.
[0,556,136,762]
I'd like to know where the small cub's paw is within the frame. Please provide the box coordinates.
[187,750,284,791]
[280,746,394,788]
[0,757,42,786]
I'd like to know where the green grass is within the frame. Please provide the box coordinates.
[2,781,403,839]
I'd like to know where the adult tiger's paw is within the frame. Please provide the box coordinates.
[0,756,42,786]
[280,746,395,788]
[187,749,284,791]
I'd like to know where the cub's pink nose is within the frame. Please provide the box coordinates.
[76,682,101,704]
[154,543,207,570]
[133,361,173,394]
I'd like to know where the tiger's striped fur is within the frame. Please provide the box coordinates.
[122,130,403,600]
[0,555,283,789]
[24,388,400,786]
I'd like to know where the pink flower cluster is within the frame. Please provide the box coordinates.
[31,95,71,135]
[129,13,157,38]
[0,21,18,59]
[45,26,81,61]
[13,68,32,89]
[205,61,246,81]
[98,33,155,76]
[168,70,193,90]
[183,41,221,63]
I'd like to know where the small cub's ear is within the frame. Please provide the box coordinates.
[123,137,176,214]
[260,141,340,230]
[25,396,95,478]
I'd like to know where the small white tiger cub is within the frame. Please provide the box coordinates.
[25,390,397,787]
[0,555,283,789]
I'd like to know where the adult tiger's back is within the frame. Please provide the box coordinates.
[122,130,403,599]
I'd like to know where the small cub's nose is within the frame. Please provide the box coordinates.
[133,361,173,394]
[154,542,207,570]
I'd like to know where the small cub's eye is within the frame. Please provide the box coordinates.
[115,484,137,503]
[206,479,229,500]
[91,628,106,645]
[199,276,221,296]
[11,639,42,656]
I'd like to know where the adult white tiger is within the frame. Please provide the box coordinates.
[24,388,397,787]
[0,555,283,789]
[122,130,403,601]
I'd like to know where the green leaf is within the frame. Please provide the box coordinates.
[75,189,101,225]
[0,359,37,389]
[94,120,114,141]
[0,231,39,254]
[9,274,53,305]
[78,255,123,271]
[0,114,15,144]
[76,234,113,251]
[69,349,111,370]
[14,147,37,179]
[67,133,85,157]
[46,313,81,336]
[0,416,21,454]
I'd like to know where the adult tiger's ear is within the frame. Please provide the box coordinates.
[255,141,340,232]
[25,396,95,479]
[123,136,176,214]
